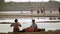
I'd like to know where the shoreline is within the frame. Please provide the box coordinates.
[0,30,60,34]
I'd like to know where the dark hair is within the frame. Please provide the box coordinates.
[32,19,35,22]
[15,19,18,22]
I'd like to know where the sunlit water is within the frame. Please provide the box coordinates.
[0,18,60,33]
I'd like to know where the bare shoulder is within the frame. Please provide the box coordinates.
[18,22,21,26]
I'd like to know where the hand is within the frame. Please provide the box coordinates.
[19,25,21,27]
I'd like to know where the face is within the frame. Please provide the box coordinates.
[32,20,35,24]
[32,21,35,24]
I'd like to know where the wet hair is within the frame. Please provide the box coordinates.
[15,19,18,22]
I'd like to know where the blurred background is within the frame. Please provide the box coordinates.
[0,0,60,33]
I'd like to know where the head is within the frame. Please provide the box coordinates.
[15,19,18,22]
[32,19,35,24]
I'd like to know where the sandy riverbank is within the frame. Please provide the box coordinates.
[0,30,60,34]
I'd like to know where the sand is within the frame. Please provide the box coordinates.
[0,30,60,34]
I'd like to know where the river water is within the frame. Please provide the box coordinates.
[0,18,60,33]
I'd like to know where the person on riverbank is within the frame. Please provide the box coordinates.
[10,19,21,32]
[25,19,38,32]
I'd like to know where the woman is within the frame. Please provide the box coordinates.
[10,19,21,32]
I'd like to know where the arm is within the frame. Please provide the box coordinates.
[18,22,21,27]
[34,24,38,31]
[10,23,13,27]
[35,25,38,28]
[19,24,21,27]
[35,24,38,29]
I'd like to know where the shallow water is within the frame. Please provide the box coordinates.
[0,18,60,33]
[0,23,60,33]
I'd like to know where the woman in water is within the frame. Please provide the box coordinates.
[10,19,21,32]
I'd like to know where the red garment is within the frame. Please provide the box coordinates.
[25,27,34,32]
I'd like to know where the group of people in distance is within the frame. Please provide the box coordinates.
[10,19,40,32]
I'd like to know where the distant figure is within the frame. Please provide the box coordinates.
[25,19,38,32]
[10,19,21,32]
